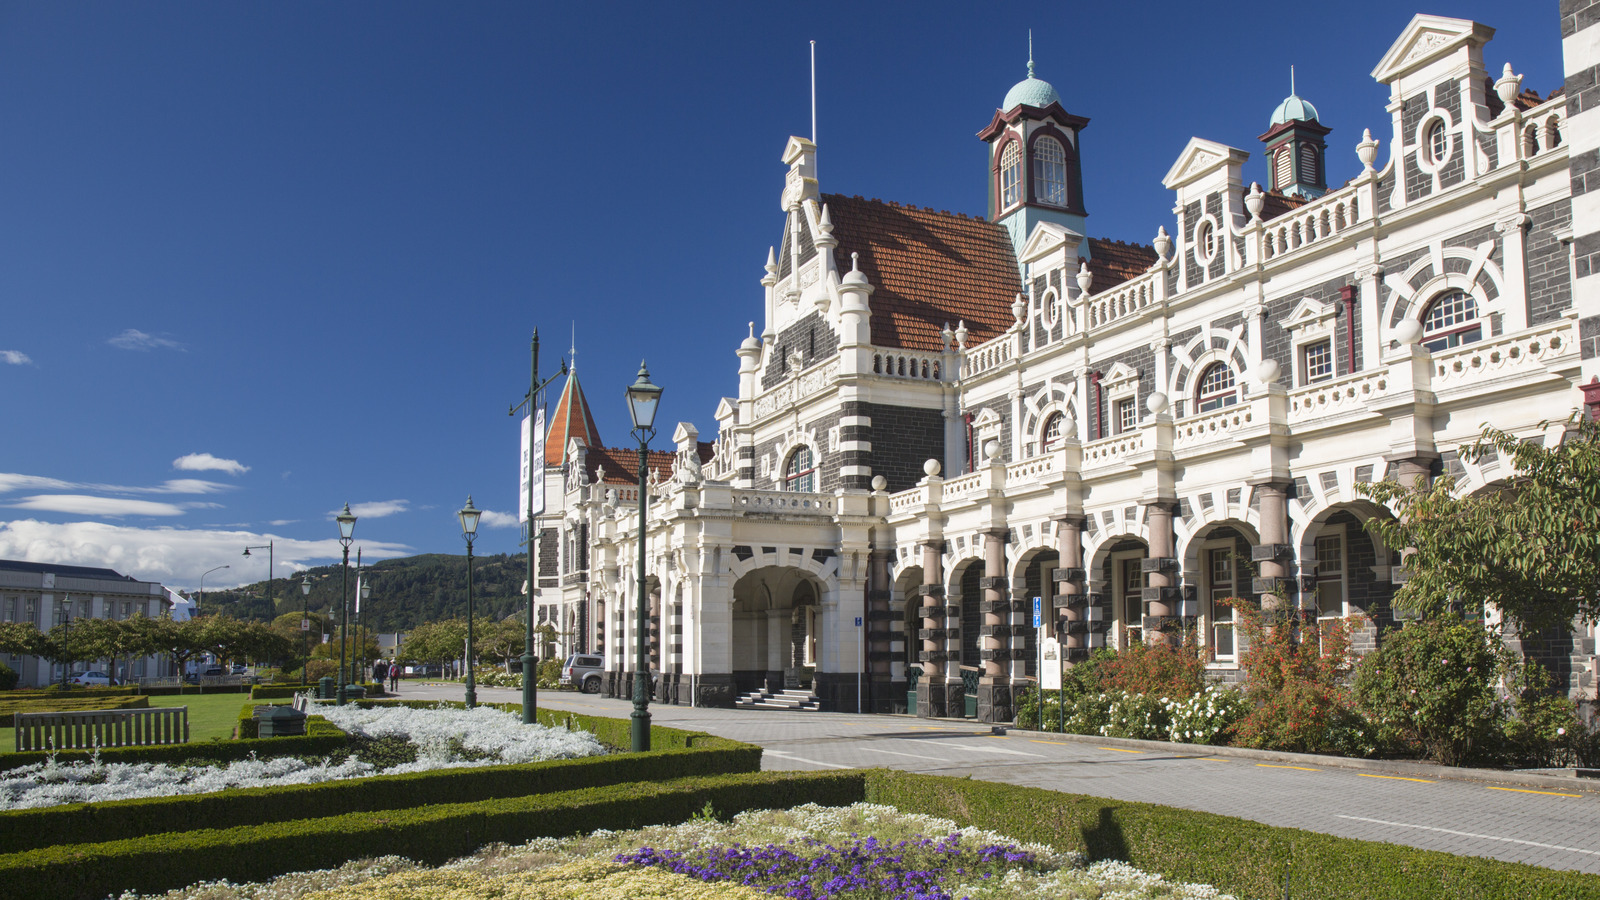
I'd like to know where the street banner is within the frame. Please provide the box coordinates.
[520,409,546,522]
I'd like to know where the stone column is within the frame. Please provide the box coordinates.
[1142,502,1180,646]
[1253,481,1296,633]
[1054,516,1091,663]
[916,541,947,718]
[867,548,895,713]
[765,609,788,695]
[977,528,1011,723]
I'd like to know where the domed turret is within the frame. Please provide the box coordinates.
[1270,93,1320,126]
[1003,64,1060,111]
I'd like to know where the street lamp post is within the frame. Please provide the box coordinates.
[459,496,482,709]
[625,361,662,753]
[243,542,274,621]
[359,575,372,685]
[299,576,312,686]
[199,565,230,619]
[336,504,357,705]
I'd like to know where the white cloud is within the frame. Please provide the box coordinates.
[0,519,411,590]
[172,453,249,476]
[8,495,188,517]
[343,500,410,519]
[108,329,184,352]
[1,351,33,366]
[479,510,520,528]
[0,473,230,497]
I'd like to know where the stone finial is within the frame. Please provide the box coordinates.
[954,320,969,348]
[1012,294,1027,322]
[1494,63,1522,114]
[923,458,941,477]
[1394,319,1424,346]
[871,475,887,492]
[1076,261,1093,295]
[1152,226,1171,260]
[1245,182,1264,221]
[941,323,954,349]
[1251,358,1282,385]
[1356,129,1380,172]
[1146,392,1169,414]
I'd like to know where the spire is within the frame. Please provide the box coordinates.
[544,369,603,466]
[1027,29,1035,78]
[569,322,577,375]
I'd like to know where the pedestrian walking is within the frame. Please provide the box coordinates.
[373,659,389,690]
[389,661,400,692]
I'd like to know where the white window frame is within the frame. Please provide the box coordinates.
[1300,339,1335,385]
[1419,289,1483,352]
[1040,412,1064,451]
[1195,362,1239,412]
[1112,550,1146,649]
[1032,136,1068,207]
[1201,542,1239,663]
[783,445,816,493]
[1115,397,1138,434]
[999,141,1022,209]
[1315,528,1347,622]
[1194,215,1220,267]
[1101,362,1140,431]
[1415,111,1454,175]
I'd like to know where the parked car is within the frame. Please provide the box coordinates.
[69,670,118,686]
[185,665,226,684]
[560,654,604,693]
[411,663,442,678]
[231,664,247,675]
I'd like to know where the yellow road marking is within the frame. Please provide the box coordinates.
[1358,773,1435,783]
[1487,786,1582,798]
[1029,739,1069,746]
[1256,763,1319,771]
[1098,747,1144,754]
[1200,756,1236,762]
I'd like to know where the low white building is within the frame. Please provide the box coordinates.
[0,559,175,687]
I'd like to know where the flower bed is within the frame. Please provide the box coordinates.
[114,802,1231,900]
[0,703,604,811]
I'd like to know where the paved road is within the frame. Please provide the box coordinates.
[393,682,1600,875]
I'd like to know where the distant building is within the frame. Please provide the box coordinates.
[541,11,1600,718]
[0,559,175,686]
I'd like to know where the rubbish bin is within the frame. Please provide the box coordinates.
[318,676,335,699]
[256,705,307,737]
[344,684,366,700]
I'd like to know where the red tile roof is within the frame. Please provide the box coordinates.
[1085,238,1158,291]
[545,373,603,466]
[583,442,715,486]
[1258,190,1312,222]
[823,194,1022,352]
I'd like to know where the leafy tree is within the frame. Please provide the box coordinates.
[0,622,42,658]
[1223,597,1367,755]
[1358,414,1600,633]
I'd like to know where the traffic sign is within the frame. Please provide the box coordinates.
[1032,596,1042,629]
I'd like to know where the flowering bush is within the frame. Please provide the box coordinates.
[1101,690,1170,740]
[1224,597,1365,754]
[2,704,604,811]
[1162,686,1249,745]
[113,802,1233,900]
[1099,634,1207,699]
[475,666,522,688]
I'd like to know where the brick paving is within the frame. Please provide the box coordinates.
[398,682,1600,875]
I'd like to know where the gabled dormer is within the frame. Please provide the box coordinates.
[978,48,1090,271]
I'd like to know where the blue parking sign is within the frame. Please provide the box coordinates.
[1032,596,1042,628]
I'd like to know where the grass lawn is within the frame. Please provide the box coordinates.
[0,691,254,754]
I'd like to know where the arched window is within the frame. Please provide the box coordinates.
[1274,148,1292,191]
[1195,362,1238,412]
[1032,136,1067,206]
[1420,290,1482,351]
[783,446,815,492]
[999,142,1022,209]
[1041,413,1063,451]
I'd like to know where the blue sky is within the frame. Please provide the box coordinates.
[0,2,1562,589]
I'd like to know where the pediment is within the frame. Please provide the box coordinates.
[1284,297,1338,330]
[1019,221,1084,265]
[715,397,738,422]
[1370,15,1493,83]
[782,136,816,165]
[1102,361,1139,390]
[671,422,699,444]
[1162,138,1248,190]
[972,407,1003,428]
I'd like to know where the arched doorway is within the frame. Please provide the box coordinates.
[730,567,828,697]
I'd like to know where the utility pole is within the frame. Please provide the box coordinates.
[509,329,566,724]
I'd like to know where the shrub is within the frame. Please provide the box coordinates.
[1099,633,1206,699]
[1226,597,1364,754]
[0,662,16,691]
[1162,686,1249,745]
[474,666,521,688]
[1352,614,1509,766]
[538,657,563,688]
[1101,690,1170,740]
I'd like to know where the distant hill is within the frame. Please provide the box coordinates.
[199,552,532,629]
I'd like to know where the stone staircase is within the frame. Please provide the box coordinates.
[735,688,820,710]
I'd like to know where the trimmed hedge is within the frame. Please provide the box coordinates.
[350,699,723,752]
[2,688,138,701]
[862,770,1600,900]
[0,717,345,774]
[0,770,864,900]
[0,695,150,727]
[0,718,759,854]
[248,685,306,701]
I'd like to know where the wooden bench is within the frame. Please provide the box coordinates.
[14,707,189,751]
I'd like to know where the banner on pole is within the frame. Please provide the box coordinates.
[520,409,546,522]
[1040,636,1062,690]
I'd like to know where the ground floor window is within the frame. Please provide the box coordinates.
[1208,547,1236,660]
[1118,556,1144,646]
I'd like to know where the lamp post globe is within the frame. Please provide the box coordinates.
[335,503,357,705]
[459,495,481,709]
[625,362,661,753]
[299,575,312,686]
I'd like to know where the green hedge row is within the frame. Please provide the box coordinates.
[350,699,718,752]
[0,770,864,900]
[248,685,306,700]
[0,717,345,774]
[0,717,759,854]
[0,695,150,726]
[1,688,137,701]
[862,770,1600,900]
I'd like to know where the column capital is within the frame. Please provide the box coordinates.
[1245,476,1294,493]
[980,528,1010,542]
[1052,514,1089,529]
[919,539,947,554]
